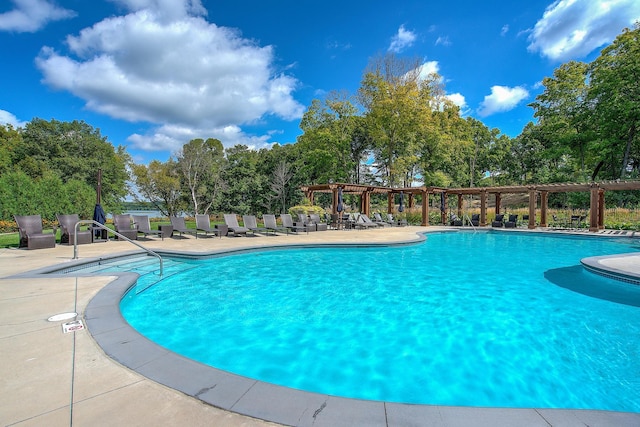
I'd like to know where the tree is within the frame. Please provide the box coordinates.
[17,118,130,212]
[271,160,294,213]
[175,138,225,214]
[131,160,184,217]
[588,22,640,179]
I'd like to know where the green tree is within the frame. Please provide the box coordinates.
[131,160,184,217]
[588,22,640,179]
[17,118,130,212]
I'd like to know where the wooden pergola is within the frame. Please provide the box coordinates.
[301,180,640,232]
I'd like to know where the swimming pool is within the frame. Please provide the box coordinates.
[118,231,640,412]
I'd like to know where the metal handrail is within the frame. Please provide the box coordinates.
[73,220,163,276]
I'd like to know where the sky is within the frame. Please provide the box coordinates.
[1,0,639,165]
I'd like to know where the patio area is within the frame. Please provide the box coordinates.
[2,226,639,427]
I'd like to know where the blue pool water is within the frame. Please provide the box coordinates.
[119,232,640,412]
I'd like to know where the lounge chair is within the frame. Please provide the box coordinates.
[263,214,288,235]
[504,214,518,228]
[195,214,222,238]
[223,214,250,236]
[57,214,92,245]
[385,213,396,226]
[170,216,198,238]
[133,215,164,240]
[296,214,316,231]
[309,214,328,231]
[374,213,391,227]
[280,213,308,233]
[491,214,505,227]
[354,214,379,229]
[14,214,56,249]
[242,215,267,235]
[369,213,388,227]
[113,214,138,240]
[469,214,480,227]
[449,213,463,226]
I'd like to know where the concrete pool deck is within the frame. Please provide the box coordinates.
[1,226,639,426]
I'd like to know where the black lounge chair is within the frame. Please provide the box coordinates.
[57,214,92,245]
[469,213,480,227]
[242,215,267,235]
[195,214,221,238]
[492,214,505,227]
[14,214,56,249]
[170,216,198,238]
[281,214,308,233]
[113,214,138,240]
[223,214,250,236]
[133,215,164,240]
[263,214,288,235]
[504,214,518,228]
[449,213,463,226]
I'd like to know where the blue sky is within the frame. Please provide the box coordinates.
[1,0,639,165]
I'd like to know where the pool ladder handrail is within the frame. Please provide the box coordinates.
[463,214,477,233]
[73,220,163,277]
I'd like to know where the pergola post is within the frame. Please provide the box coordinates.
[589,184,599,232]
[422,189,429,226]
[306,189,314,205]
[480,191,487,226]
[598,189,605,230]
[387,192,393,214]
[495,193,501,215]
[408,193,415,208]
[457,194,463,218]
[540,191,548,227]
[528,189,537,229]
[331,188,338,215]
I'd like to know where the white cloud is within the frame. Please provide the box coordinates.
[0,109,28,127]
[477,85,529,117]
[35,5,304,154]
[128,123,272,154]
[388,25,416,53]
[415,61,439,81]
[528,0,640,61]
[0,0,76,32]
[109,0,206,21]
[501,25,509,36]
[435,36,451,47]
[446,93,467,112]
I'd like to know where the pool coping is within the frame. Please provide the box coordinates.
[24,232,640,426]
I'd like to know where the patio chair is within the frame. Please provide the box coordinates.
[170,216,198,238]
[280,213,308,233]
[223,214,249,236]
[386,213,397,226]
[374,213,391,227]
[57,214,92,245]
[370,213,388,227]
[469,213,480,227]
[195,214,222,238]
[491,214,505,228]
[113,214,138,240]
[296,213,316,232]
[449,213,463,226]
[133,215,164,240]
[309,214,328,231]
[14,214,56,249]
[504,214,518,228]
[354,214,379,229]
[263,214,288,235]
[242,215,267,235]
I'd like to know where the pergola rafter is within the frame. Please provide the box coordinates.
[301,180,640,231]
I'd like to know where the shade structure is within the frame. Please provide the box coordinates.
[337,187,343,213]
[440,192,446,213]
[399,192,404,212]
